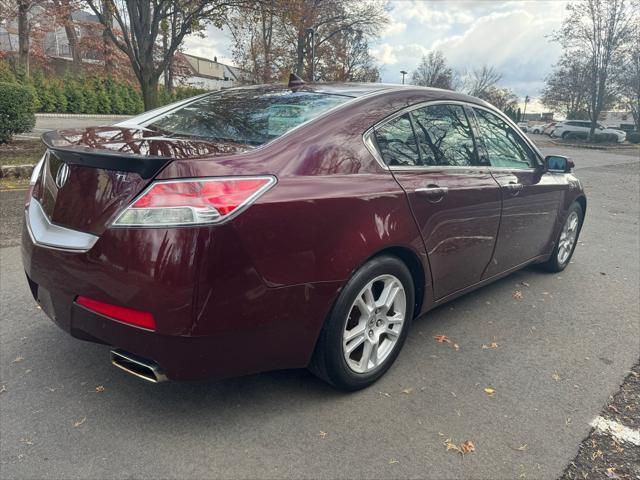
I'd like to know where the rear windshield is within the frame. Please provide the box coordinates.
[147,89,350,146]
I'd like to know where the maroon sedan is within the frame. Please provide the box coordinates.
[22,81,586,390]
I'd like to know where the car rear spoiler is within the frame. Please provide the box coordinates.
[42,130,171,179]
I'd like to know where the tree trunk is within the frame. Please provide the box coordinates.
[295,27,305,76]
[17,0,30,77]
[102,0,115,75]
[140,74,159,110]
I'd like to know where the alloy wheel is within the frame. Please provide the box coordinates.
[342,274,406,374]
[557,211,579,265]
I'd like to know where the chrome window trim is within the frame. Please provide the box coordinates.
[362,99,545,172]
[26,199,99,253]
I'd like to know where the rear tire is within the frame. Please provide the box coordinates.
[540,202,584,272]
[309,255,415,391]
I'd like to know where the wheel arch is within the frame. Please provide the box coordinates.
[575,194,587,216]
[361,245,427,318]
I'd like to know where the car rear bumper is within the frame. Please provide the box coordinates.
[21,219,342,381]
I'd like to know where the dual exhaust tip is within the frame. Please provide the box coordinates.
[110,349,167,383]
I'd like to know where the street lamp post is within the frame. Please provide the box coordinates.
[523,95,530,120]
[400,70,408,84]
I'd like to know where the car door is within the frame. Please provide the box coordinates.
[471,107,564,277]
[372,103,502,300]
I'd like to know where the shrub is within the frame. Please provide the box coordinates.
[64,78,85,114]
[592,133,619,143]
[564,131,588,141]
[0,82,36,143]
[0,59,16,83]
[627,132,640,144]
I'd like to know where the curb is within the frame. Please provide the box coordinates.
[0,164,34,179]
[35,113,133,119]
[549,139,639,151]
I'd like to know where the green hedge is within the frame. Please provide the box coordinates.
[564,131,620,143]
[0,82,37,143]
[28,74,205,115]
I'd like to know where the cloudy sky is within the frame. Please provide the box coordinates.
[184,0,572,112]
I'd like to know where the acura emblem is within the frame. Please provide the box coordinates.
[55,163,70,188]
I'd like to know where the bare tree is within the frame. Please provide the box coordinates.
[461,64,502,97]
[553,0,638,138]
[541,54,591,119]
[411,51,454,90]
[280,0,388,81]
[85,0,234,109]
[616,11,640,129]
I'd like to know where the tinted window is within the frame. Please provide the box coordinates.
[473,108,538,169]
[374,114,420,166]
[410,104,476,167]
[148,89,349,146]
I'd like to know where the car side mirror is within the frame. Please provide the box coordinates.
[545,155,573,173]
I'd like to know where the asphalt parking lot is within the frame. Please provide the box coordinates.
[1,140,639,479]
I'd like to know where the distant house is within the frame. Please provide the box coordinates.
[598,111,635,131]
[522,112,554,122]
[170,53,248,90]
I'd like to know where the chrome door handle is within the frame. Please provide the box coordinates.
[505,182,523,195]
[415,186,448,202]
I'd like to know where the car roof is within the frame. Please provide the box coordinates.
[226,82,485,102]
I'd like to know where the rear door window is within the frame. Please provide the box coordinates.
[410,104,476,167]
[373,114,420,166]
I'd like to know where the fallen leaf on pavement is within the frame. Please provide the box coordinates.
[484,387,496,396]
[510,444,528,451]
[388,459,399,465]
[606,467,620,479]
[552,371,561,382]
[444,439,462,453]
[608,404,620,414]
[95,385,105,393]
[401,388,413,394]
[318,431,327,438]
[460,440,475,455]
[520,282,530,287]
[73,417,86,428]
[433,335,451,343]
[0,385,6,394]
[378,391,391,397]
[513,290,524,301]
[453,343,460,351]
[482,341,498,350]
[12,356,24,363]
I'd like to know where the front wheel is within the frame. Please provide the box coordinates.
[541,202,584,272]
[309,255,415,391]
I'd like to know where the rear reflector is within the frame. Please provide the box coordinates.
[113,176,276,227]
[76,296,156,330]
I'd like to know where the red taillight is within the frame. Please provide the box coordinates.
[76,296,156,330]
[113,176,276,227]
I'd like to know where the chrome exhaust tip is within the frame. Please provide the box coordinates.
[110,349,167,383]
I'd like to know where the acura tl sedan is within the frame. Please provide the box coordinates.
[22,80,586,390]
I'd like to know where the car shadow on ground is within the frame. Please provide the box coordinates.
[13,263,552,414]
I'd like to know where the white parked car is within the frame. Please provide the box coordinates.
[552,120,627,143]
[517,121,529,132]
[529,124,547,134]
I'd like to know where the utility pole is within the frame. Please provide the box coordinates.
[523,95,530,119]
[306,28,315,82]
[400,70,407,84]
